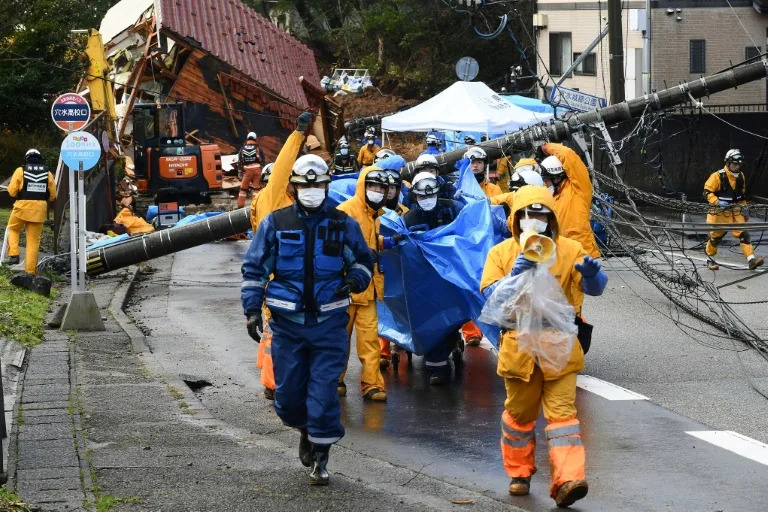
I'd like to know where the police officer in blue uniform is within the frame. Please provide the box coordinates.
[241,153,374,485]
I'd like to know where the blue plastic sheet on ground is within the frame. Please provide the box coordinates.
[377,164,505,354]
[86,233,130,250]
[174,211,224,227]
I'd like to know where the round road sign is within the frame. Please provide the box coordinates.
[51,93,91,132]
[61,131,102,171]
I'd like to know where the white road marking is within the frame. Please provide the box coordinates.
[576,374,649,401]
[686,430,768,467]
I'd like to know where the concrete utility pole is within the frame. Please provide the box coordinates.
[608,0,626,103]
[85,60,768,276]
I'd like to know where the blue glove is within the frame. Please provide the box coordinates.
[576,256,608,296]
[511,254,536,276]
[574,255,601,278]
[297,112,313,132]
[717,200,729,206]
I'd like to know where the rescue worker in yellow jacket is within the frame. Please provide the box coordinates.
[337,166,395,401]
[538,144,601,259]
[248,113,311,400]
[704,149,764,271]
[5,149,57,273]
[357,137,381,167]
[480,185,607,508]
[495,155,514,194]
[461,146,502,346]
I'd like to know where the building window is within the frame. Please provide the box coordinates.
[550,33,572,76]
[690,40,706,74]
[746,46,762,61]
[573,52,597,76]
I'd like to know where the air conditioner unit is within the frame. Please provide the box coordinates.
[533,14,548,29]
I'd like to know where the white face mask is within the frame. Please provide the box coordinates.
[366,190,385,205]
[297,187,326,209]
[417,196,438,211]
[520,217,548,234]
[547,185,555,195]
[340,148,349,156]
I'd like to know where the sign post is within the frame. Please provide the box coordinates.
[51,93,90,132]
[59,130,104,331]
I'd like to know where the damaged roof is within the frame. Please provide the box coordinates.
[156,0,320,110]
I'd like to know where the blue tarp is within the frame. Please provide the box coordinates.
[174,211,224,227]
[86,233,131,250]
[501,94,555,115]
[377,163,506,354]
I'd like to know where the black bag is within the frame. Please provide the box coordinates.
[575,315,593,354]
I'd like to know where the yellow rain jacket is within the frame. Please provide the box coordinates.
[337,166,385,305]
[480,185,587,381]
[490,159,540,209]
[7,167,57,222]
[480,180,502,198]
[114,208,154,235]
[249,131,306,233]
[542,143,600,258]
[357,144,380,167]
[704,167,748,223]
[496,157,512,193]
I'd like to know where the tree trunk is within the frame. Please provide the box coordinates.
[377,35,385,73]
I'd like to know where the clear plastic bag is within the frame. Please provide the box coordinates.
[479,260,578,374]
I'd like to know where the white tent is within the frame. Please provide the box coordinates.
[381,81,551,134]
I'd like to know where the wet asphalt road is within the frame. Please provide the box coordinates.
[128,240,768,512]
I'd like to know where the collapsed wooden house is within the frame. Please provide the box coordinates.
[97,0,342,162]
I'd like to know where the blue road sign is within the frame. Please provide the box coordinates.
[550,85,607,113]
[61,131,102,171]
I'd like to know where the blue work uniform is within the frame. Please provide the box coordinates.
[402,176,457,209]
[242,201,374,447]
[402,199,464,375]
[420,146,442,156]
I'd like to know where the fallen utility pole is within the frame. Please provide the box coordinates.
[401,59,768,180]
[86,59,768,276]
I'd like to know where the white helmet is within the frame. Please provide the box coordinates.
[246,132,257,140]
[509,169,544,191]
[540,155,565,177]
[415,153,439,172]
[725,149,743,163]
[261,163,274,183]
[464,146,488,164]
[290,154,330,184]
[375,148,396,162]
[25,148,42,161]
[425,133,439,146]
[411,172,440,196]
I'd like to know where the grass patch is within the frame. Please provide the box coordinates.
[90,495,141,512]
[0,266,54,348]
[0,486,30,511]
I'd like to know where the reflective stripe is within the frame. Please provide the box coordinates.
[318,297,350,312]
[308,435,341,444]
[501,435,534,448]
[501,420,534,439]
[424,360,448,367]
[352,263,372,280]
[265,297,299,310]
[241,280,264,289]
[548,436,583,447]
[546,424,582,440]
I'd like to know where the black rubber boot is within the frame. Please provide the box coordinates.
[309,446,330,485]
[6,255,19,265]
[298,428,311,467]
